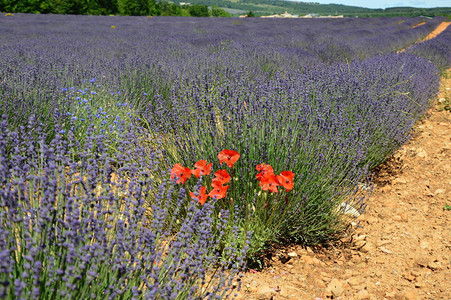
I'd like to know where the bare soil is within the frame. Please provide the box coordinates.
[235,24,451,300]
[421,22,451,41]
[411,22,426,29]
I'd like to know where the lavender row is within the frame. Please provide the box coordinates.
[0,117,248,298]
[405,22,451,72]
[0,14,444,132]
[143,52,439,248]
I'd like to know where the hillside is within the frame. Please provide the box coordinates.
[173,0,451,17]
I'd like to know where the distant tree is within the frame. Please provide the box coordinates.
[118,0,148,15]
[158,1,183,16]
[6,0,42,13]
[188,4,209,17]
[211,5,230,17]
[81,0,108,15]
[147,0,158,15]
[97,0,119,15]
[247,10,255,17]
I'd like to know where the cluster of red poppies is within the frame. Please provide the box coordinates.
[170,149,294,205]
[255,163,294,193]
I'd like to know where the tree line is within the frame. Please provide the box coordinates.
[0,0,231,17]
[174,0,451,18]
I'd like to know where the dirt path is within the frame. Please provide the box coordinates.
[235,25,451,300]
[421,21,451,41]
[411,22,426,29]
[399,21,450,53]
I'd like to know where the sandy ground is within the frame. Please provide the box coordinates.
[235,23,451,300]
[421,22,451,41]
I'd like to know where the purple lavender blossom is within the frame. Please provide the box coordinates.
[0,117,247,298]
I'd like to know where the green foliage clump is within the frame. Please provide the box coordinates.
[211,5,230,17]
[0,0,219,17]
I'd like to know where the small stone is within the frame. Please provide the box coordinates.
[355,235,367,241]
[355,240,366,248]
[361,242,375,253]
[397,289,419,300]
[256,286,277,300]
[414,282,425,288]
[377,239,391,247]
[417,258,429,267]
[379,246,392,254]
[365,216,379,224]
[385,291,397,298]
[279,288,289,298]
[347,277,361,287]
[316,279,327,288]
[400,213,408,221]
[427,261,441,270]
[320,272,331,281]
[381,185,392,193]
[287,251,297,257]
[326,278,344,297]
[434,189,445,194]
[417,150,428,158]
[393,215,402,221]
[393,178,407,184]
[420,241,429,249]
[356,289,370,300]
[438,97,446,103]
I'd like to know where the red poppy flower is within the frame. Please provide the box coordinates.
[218,149,240,168]
[190,186,208,205]
[191,160,212,178]
[277,171,295,192]
[212,169,231,185]
[170,163,192,184]
[255,163,275,180]
[208,184,229,199]
[258,173,279,193]
[256,163,274,173]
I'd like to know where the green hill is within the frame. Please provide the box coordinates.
[173,0,451,17]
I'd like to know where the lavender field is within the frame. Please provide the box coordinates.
[1,13,451,299]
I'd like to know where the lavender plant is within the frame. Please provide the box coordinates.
[0,116,248,299]
[405,23,451,72]
[142,52,439,255]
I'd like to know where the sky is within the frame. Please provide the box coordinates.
[298,0,451,9]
